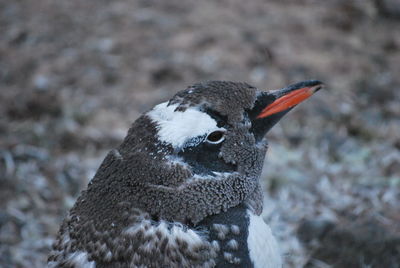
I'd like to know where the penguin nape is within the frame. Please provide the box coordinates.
[48,80,323,268]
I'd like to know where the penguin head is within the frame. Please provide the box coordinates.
[74,80,322,225]
[138,80,323,179]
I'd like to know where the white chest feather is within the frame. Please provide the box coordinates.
[247,211,282,268]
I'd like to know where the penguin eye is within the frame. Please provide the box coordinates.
[206,131,225,144]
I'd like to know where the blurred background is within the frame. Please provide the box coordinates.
[1,0,399,267]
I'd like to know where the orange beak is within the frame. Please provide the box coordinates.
[249,80,323,141]
[257,83,323,119]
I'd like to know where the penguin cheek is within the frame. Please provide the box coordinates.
[177,143,237,176]
[219,129,262,176]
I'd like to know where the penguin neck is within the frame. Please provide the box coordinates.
[197,203,254,267]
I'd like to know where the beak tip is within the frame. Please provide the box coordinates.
[283,79,324,94]
[304,79,324,87]
[303,80,324,94]
[313,83,324,93]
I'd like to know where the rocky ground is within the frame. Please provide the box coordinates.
[1,0,399,267]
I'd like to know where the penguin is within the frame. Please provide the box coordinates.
[48,80,323,268]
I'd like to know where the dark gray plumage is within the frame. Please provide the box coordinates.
[48,80,322,268]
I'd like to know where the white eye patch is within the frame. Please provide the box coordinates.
[147,102,224,148]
